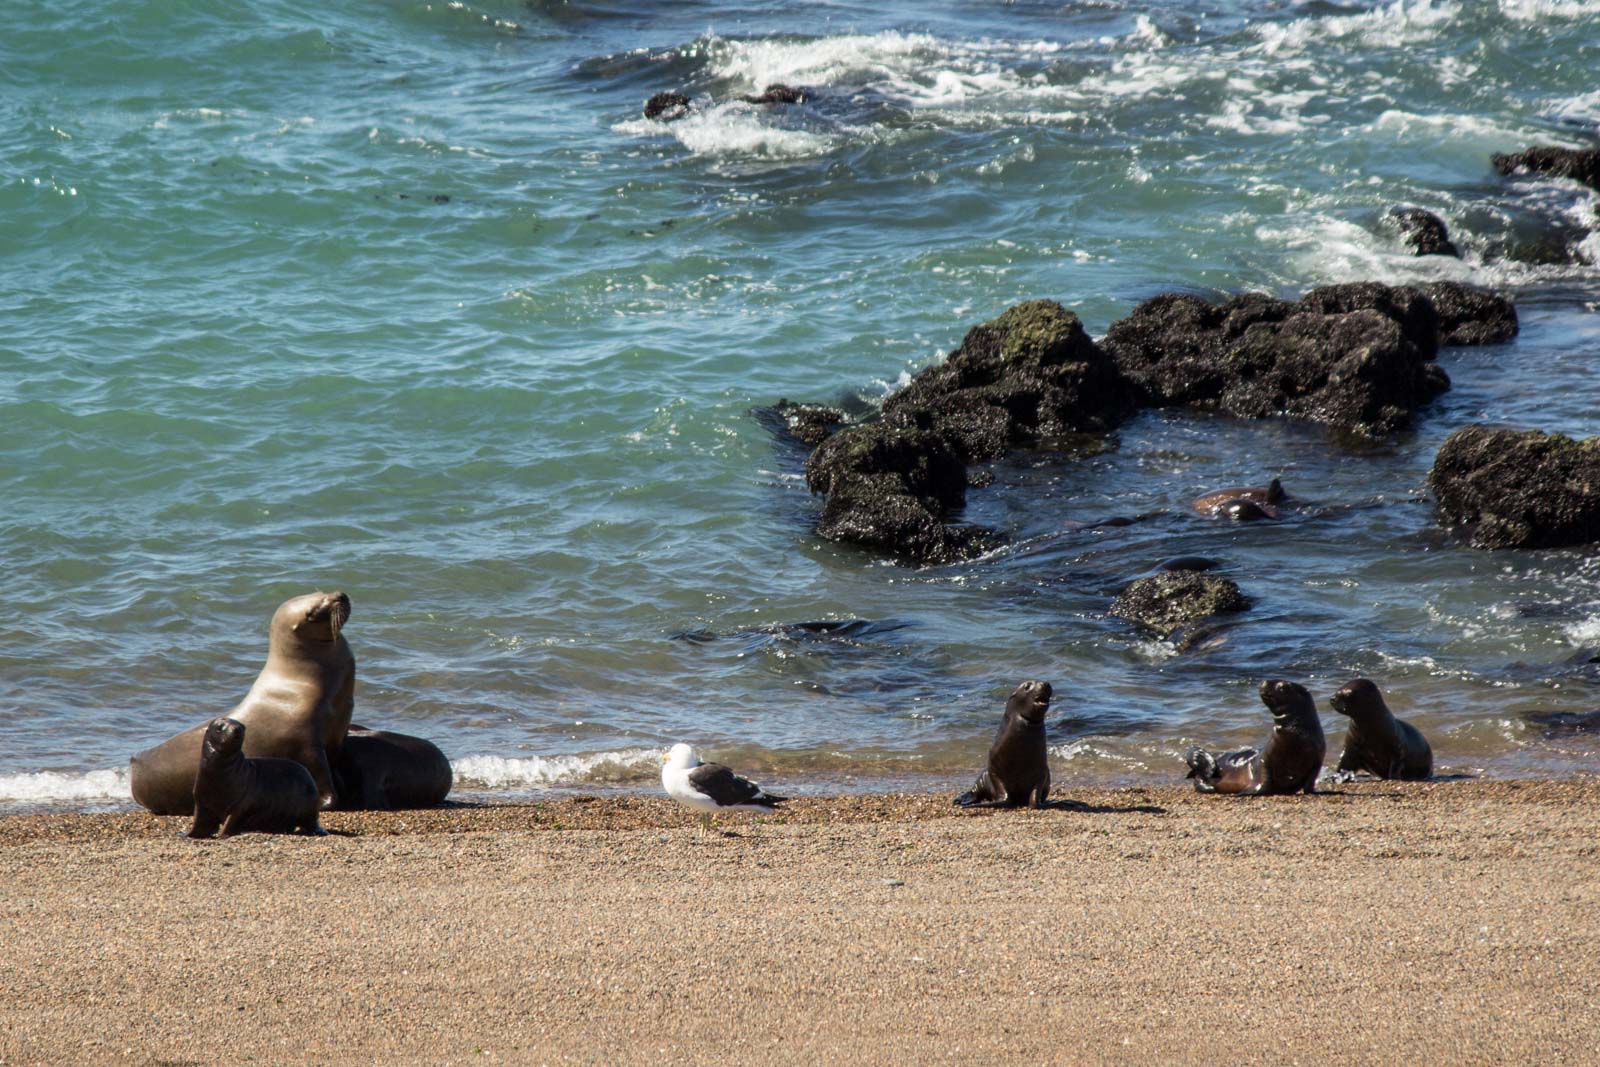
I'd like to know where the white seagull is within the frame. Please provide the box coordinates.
[661,743,787,836]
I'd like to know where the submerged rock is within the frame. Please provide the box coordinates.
[1422,282,1518,347]
[881,299,1136,462]
[1109,572,1251,638]
[1491,146,1600,191]
[760,399,847,447]
[1104,283,1448,437]
[1389,208,1460,258]
[1428,425,1600,549]
[644,91,692,122]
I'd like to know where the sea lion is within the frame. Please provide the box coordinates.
[742,83,805,105]
[334,726,453,810]
[644,91,692,121]
[1185,679,1325,795]
[187,718,325,839]
[130,591,355,815]
[954,680,1051,808]
[1192,478,1286,520]
[1329,679,1432,780]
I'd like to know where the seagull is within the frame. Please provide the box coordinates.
[661,743,787,836]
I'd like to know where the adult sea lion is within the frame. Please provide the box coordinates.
[187,718,325,839]
[1185,679,1325,795]
[334,726,453,810]
[1192,478,1286,520]
[130,591,355,815]
[1329,678,1432,780]
[954,680,1052,808]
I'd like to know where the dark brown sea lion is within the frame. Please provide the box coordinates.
[1185,679,1325,795]
[742,83,805,105]
[1192,478,1286,520]
[644,91,692,121]
[130,591,355,815]
[1329,679,1432,780]
[954,680,1051,808]
[187,718,325,839]
[334,727,453,810]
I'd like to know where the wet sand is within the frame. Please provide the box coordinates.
[2,779,1597,1065]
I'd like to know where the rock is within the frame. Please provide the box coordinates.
[804,420,987,564]
[1491,146,1600,191]
[644,91,692,122]
[743,84,805,105]
[1389,208,1460,258]
[881,300,1136,462]
[1428,425,1600,549]
[1109,572,1251,638]
[763,399,847,446]
[1422,282,1518,347]
[1104,283,1449,437]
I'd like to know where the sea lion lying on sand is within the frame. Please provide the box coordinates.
[1186,679,1325,795]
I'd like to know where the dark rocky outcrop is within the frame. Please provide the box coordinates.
[644,91,692,121]
[804,419,988,564]
[1429,425,1600,549]
[1422,282,1518,347]
[1389,208,1460,258]
[1104,283,1448,437]
[881,299,1136,462]
[1109,572,1251,637]
[1491,146,1600,191]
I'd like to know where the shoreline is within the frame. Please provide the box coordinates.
[3,779,1597,1064]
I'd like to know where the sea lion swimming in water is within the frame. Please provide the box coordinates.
[130,591,355,815]
[187,718,325,839]
[1186,679,1325,795]
[1329,678,1432,780]
[954,681,1052,809]
[1192,478,1287,521]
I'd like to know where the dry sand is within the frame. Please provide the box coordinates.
[2,779,1597,1066]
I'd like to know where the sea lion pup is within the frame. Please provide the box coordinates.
[334,726,453,810]
[644,90,692,121]
[1329,679,1433,780]
[1185,679,1325,795]
[187,718,325,839]
[130,591,356,815]
[1192,478,1287,521]
[954,680,1052,808]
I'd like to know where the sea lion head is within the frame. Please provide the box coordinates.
[275,591,352,645]
[1330,678,1387,720]
[1259,679,1315,723]
[204,717,246,756]
[1006,680,1053,725]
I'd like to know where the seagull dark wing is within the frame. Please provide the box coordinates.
[686,762,768,807]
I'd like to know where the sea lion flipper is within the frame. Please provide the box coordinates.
[218,811,244,838]
[186,808,221,840]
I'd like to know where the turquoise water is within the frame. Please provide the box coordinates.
[3,0,1599,810]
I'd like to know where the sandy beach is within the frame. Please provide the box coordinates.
[2,779,1597,1065]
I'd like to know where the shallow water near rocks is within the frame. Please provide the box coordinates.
[3,0,1599,811]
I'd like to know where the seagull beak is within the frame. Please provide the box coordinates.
[661,753,670,763]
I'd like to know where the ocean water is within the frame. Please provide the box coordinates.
[3,0,1599,812]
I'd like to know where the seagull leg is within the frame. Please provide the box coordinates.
[699,812,713,838]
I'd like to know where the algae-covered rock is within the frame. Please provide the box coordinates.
[882,299,1136,462]
[1428,425,1600,549]
[1422,282,1518,347]
[1491,146,1600,191]
[1104,283,1448,437]
[1109,572,1251,638]
[1388,208,1460,258]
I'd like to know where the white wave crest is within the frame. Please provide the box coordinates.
[0,768,131,804]
[614,103,837,160]
[451,749,663,789]
[1498,0,1600,20]
[1564,615,1600,646]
